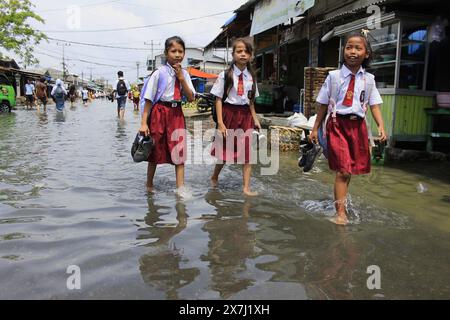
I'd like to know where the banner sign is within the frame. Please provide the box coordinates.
[250,0,315,36]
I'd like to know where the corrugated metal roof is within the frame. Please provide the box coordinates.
[222,13,237,28]
[0,66,44,77]
[333,11,397,36]
[316,0,389,25]
[0,59,20,69]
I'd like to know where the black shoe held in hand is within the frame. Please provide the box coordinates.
[303,143,323,173]
[298,143,313,168]
[131,133,154,163]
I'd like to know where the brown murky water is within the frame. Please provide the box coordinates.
[0,100,449,299]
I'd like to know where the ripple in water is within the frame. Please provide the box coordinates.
[300,196,409,228]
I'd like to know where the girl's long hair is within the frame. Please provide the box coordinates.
[224,38,257,100]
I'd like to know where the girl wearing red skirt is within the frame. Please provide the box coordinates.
[310,31,387,225]
[210,38,261,196]
[139,36,195,193]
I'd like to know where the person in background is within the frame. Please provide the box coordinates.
[132,85,140,112]
[51,79,68,112]
[35,77,48,112]
[24,79,35,110]
[82,87,89,106]
[69,84,77,108]
[113,71,131,120]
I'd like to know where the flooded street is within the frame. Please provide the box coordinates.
[0,99,449,300]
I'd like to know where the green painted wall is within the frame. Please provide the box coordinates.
[367,94,395,137]
[394,95,433,136]
[367,94,433,140]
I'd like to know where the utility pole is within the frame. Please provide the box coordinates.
[136,61,140,82]
[56,42,71,81]
[144,40,161,71]
[87,67,94,81]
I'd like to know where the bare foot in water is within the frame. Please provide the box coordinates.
[243,189,258,197]
[211,177,219,189]
[329,215,349,226]
[146,185,154,193]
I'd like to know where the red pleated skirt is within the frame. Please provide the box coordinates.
[326,116,371,175]
[147,103,186,165]
[211,104,255,164]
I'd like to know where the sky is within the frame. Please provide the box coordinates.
[9,0,248,84]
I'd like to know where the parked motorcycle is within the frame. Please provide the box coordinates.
[196,93,215,112]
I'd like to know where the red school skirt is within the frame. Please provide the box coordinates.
[147,102,187,165]
[211,103,255,164]
[326,115,371,175]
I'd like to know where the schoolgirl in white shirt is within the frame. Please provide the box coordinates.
[210,38,261,197]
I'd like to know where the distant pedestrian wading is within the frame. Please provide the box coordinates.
[114,71,131,120]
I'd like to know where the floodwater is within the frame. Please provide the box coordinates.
[0,99,449,300]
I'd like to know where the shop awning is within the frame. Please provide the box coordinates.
[0,59,20,69]
[316,0,397,25]
[187,67,218,79]
[332,11,396,36]
[223,13,237,28]
[330,11,435,37]
[0,67,44,78]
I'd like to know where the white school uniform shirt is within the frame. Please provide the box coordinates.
[143,63,196,103]
[316,64,383,118]
[82,89,89,100]
[114,77,131,98]
[210,64,260,106]
[25,83,35,95]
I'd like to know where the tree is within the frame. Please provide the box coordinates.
[0,0,47,66]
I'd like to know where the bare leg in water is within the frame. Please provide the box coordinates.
[147,163,157,193]
[211,163,225,188]
[211,163,258,196]
[147,164,185,192]
[175,165,185,189]
[243,164,258,196]
[330,172,351,225]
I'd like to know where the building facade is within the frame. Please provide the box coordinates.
[204,0,450,152]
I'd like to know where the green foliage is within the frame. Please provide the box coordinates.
[0,0,47,66]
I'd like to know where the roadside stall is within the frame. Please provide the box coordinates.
[187,67,218,93]
[252,0,315,114]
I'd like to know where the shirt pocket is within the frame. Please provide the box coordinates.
[244,79,254,91]
[244,79,254,99]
